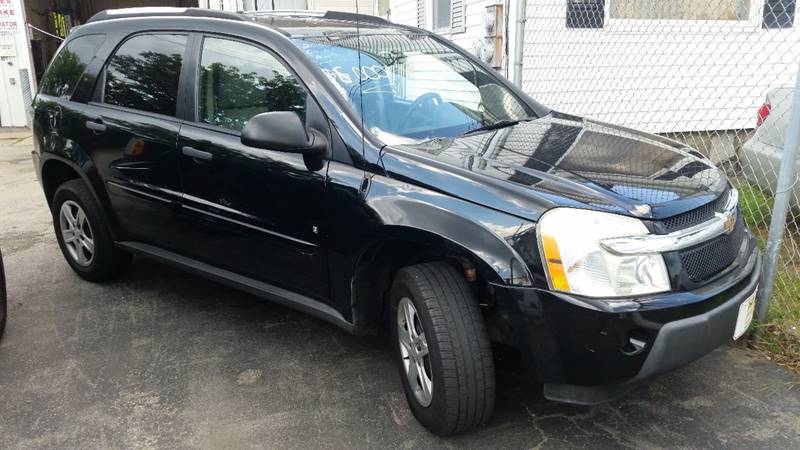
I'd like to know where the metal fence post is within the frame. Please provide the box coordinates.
[754,66,800,340]
[512,0,526,88]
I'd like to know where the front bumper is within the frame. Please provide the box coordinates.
[487,236,760,405]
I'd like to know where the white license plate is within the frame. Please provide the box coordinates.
[734,290,757,340]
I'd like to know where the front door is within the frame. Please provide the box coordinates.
[176,36,330,301]
[79,33,190,249]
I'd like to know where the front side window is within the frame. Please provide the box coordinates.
[293,32,532,145]
[198,37,307,132]
[40,34,106,99]
[103,34,187,116]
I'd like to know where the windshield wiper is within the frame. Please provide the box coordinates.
[463,119,524,136]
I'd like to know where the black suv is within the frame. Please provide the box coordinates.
[32,8,760,435]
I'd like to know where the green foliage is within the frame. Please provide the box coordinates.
[754,272,800,371]
[737,182,800,371]
[772,271,800,323]
[738,184,774,230]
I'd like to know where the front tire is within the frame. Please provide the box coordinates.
[390,262,495,436]
[52,179,130,281]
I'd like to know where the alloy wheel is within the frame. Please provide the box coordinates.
[59,200,95,267]
[397,297,433,407]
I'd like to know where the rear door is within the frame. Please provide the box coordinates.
[33,34,106,168]
[174,35,330,301]
[79,33,190,249]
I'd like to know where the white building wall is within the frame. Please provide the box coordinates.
[389,0,417,25]
[446,0,498,52]
[389,0,501,60]
[203,0,379,14]
[309,0,356,13]
[308,0,379,14]
[390,0,800,134]
[389,0,507,106]
[0,0,36,127]
[521,0,800,133]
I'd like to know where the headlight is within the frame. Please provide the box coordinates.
[537,208,670,297]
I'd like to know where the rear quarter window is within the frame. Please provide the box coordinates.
[40,34,106,99]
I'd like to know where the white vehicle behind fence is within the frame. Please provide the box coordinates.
[741,87,800,208]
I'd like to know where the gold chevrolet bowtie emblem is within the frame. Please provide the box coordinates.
[723,212,736,233]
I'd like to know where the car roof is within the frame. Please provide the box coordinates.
[86,7,418,38]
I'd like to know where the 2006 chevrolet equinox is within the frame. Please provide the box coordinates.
[32,8,760,435]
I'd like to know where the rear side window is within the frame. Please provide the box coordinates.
[103,34,187,117]
[198,37,307,132]
[40,34,106,99]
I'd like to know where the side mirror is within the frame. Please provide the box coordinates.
[241,111,326,154]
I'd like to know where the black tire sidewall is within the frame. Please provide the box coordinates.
[389,273,449,434]
[52,181,117,280]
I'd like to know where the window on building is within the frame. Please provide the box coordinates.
[198,38,307,132]
[103,34,187,116]
[433,0,452,30]
[40,34,105,99]
[763,0,796,28]
[566,0,605,28]
[610,0,750,21]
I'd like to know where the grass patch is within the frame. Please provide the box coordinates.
[753,272,800,372]
[738,184,774,230]
[736,183,800,372]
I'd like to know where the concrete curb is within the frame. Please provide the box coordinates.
[0,128,32,141]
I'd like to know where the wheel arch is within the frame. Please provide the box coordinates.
[41,158,82,207]
[350,230,496,335]
[346,176,536,334]
[40,155,119,240]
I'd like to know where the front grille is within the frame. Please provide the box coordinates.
[662,189,729,233]
[679,211,745,282]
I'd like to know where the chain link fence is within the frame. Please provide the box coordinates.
[520,0,800,360]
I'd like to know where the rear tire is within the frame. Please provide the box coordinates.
[52,179,130,281]
[389,262,495,436]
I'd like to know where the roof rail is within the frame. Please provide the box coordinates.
[322,11,391,25]
[244,10,325,18]
[245,9,391,26]
[86,7,244,24]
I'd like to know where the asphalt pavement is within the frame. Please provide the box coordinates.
[1,132,799,449]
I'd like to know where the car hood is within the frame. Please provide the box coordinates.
[380,112,728,222]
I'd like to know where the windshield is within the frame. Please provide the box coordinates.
[292,32,534,145]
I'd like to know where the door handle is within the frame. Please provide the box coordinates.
[182,146,213,161]
[85,120,106,133]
